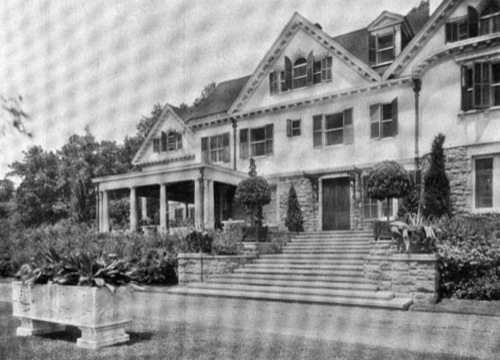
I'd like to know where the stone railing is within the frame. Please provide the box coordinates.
[177,253,256,284]
[364,240,439,305]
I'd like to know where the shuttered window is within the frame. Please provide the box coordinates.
[370,99,398,139]
[286,119,301,137]
[462,62,500,111]
[313,109,354,147]
[202,133,230,164]
[250,125,273,157]
[445,6,480,43]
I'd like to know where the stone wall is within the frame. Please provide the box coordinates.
[177,253,256,284]
[364,241,439,305]
[277,176,318,232]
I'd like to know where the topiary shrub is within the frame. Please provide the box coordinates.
[423,134,451,218]
[366,160,412,224]
[285,183,304,232]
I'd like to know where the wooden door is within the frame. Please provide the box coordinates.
[322,178,350,231]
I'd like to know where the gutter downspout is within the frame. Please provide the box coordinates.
[231,117,237,171]
[413,78,422,170]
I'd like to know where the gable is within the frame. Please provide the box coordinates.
[133,105,195,167]
[368,11,405,32]
[229,12,380,115]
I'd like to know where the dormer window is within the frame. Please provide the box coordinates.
[369,31,395,66]
[480,4,500,35]
[269,52,332,95]
[153,131,182,153]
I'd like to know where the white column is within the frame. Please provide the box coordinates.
[160,184,167,233]
[184,203,189,220]
[130,187,138,232]
[102,190,110,233]
[204,179,214,229]
[194,179,204,228]
[141,197,148,221]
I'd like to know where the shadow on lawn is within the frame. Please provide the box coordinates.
[39,326,154,346]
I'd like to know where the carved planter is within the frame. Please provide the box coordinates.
[12,281,132,349]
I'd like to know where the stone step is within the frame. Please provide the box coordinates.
[286,242,370,247]
[234,268,365,277]
[292,233,372,238]
[206,277,378,291]
[185,283,394,300]
[218,273,373,284]
[281,250,369,255]
[168,287,413,310]
[243,263,363,271]
[259,254,368,260]
[253,259,365,266]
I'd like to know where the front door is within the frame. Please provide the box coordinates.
[322,178,350,231]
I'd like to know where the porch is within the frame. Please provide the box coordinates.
[92,164,248,233]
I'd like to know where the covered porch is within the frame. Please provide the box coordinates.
[92,164,248,233]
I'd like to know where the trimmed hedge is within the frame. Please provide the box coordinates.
[435,214,500,300]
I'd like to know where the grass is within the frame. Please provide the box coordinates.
[0,302,479,360]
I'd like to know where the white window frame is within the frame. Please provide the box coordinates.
[472,155,500,213]
[263,186,278,226]
[363,197,398,221]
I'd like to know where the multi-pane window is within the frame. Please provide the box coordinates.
[462,62,500,111]
[369,32,395,66]
[153,131,182,153]
[363,198,394,220]
[370,99,398,139]
[269,54,332,94]
[263,186,278,225]
[479,5,500,35]
[240,125,274,159]
[201,133,230,163]
[313,109,353,147]
[286,119,301,137]
[446,5,500,43]
[475,158,494,209]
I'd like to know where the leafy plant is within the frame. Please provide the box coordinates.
[285,183,304,232]
[180,230,213,253]
[212,229,244,255]
[391,204,436,253]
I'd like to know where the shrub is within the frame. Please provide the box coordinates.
[285,183,304,232]
[131,249,177,285]
[212,228,244,255]
[423,134,451,218]
[435,214,500,300]
[180,230,213,253]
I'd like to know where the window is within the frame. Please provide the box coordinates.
[475,158,494,209]
[201,133,230,163]
[313,109,353,147]
[363,176,397,220]
[369,32,395,66]
[480,4,500,35]
[461,62,500,111]
[370,98,398,139]
[240,125,274,159]
[263,186,278,225]
[175,208,184,222]
[153,131,182,153]
[445,7,480,43]
[269,54,332,94]
[286,119,301,137]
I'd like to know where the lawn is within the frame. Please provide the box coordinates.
[0,302,479,360]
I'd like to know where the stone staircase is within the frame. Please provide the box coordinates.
[170,231,413,310]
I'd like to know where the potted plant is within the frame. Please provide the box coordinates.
[12,247,139,349]
[391,205,437,253]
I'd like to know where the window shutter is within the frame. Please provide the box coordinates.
[286,119,292,137]
[306,51,314,85]
[265,124,274,154]
[343,108,354,144]
[201,137,209,162]
[391,98,398,136]
[368,35,376,65]
[284,56,292,91]
[222,133,230,163]
[313,115,323,147]
[161,132,167,152]
[153,138,160,153]
[445,22,458,43]
[239,129,249,160]
[468,6,479,38]
[269,72,277,94]
[177,133,183,150]
[370,104,380,139]
[321,56,332,81]
[461,66,468,111]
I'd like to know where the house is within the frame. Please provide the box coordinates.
[93,0,500,233]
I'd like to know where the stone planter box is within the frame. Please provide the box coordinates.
[12,282,132,349]
[364,252,439,305]
[177,253,256,283]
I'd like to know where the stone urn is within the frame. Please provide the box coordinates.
[12,281,132,349]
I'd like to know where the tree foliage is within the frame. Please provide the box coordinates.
[366,160,412,223]
[193,82,216,108]
[285,183,304,232]
[1,95,31,137]
[235,159,271,227]
[423,134,451,218]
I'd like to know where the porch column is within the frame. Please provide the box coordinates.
[204,179,214,229]
[102,190,110,233]
[194,179,204,228]
[141,197,148,221]
[184,202,189,220]
[130,187,138,232]
[160,184,168,233]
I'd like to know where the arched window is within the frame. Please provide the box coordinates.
[293,58,307,89]
[480,4,500,35]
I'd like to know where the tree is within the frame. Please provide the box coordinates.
[1,95,31,137]
[193,82,216,108]
[423,134,451,218]
[366,160,412,223]
[235,159,271,227]
[285,183,304,232]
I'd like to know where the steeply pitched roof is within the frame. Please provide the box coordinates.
[185,76,250,121]
[406,1,431,35]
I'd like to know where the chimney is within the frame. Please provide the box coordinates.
[314,23,322,31]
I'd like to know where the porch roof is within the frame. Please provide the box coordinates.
[92,163,248,192]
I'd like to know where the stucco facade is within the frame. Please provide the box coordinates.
[93,0,500,232]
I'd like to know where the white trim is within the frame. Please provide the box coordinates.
[472,154,500,213]
[318,174,351,231]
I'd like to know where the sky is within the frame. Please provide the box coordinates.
[0,0,439,180]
